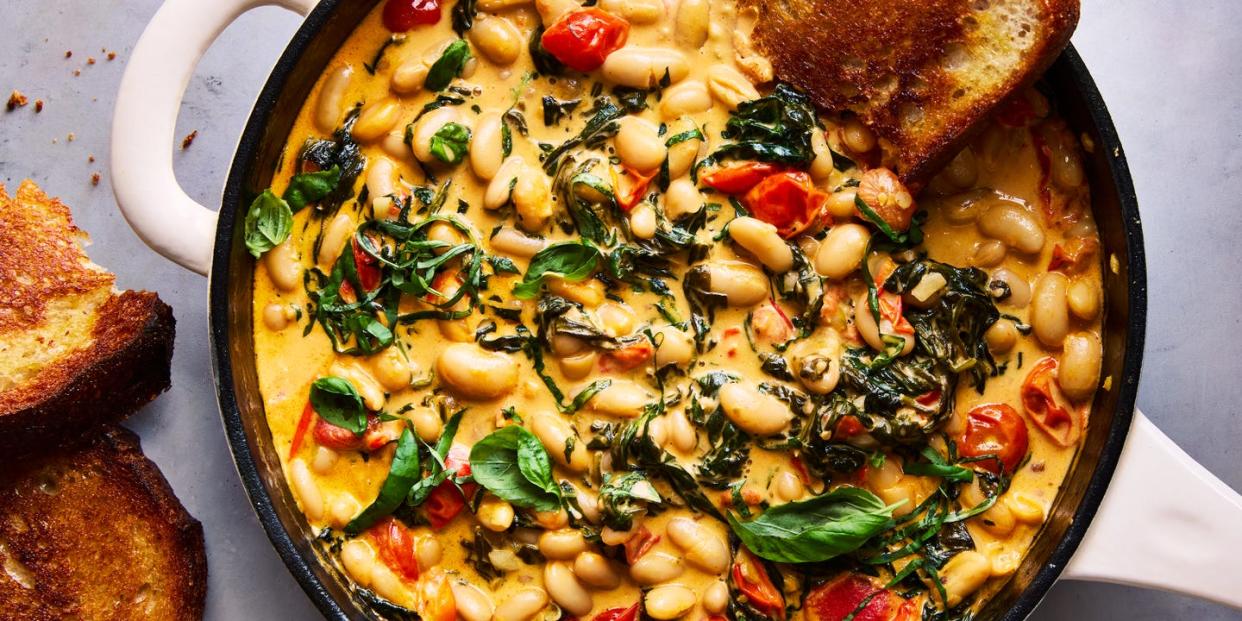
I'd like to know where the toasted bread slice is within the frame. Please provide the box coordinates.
[0,426,207,620]
[746,0,1079,186]
[0,180,175,459]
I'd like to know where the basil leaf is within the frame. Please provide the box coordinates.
[309,376,367,434]
[283,165,341,212]
[243,190,293,258]
[598,471,662,531]
[430,122,471,165]
[512,240,602,299]
[726,486,898,563]
[468,426,561,511]
[903,446,974,483]
[450,0,476,35]
[345,428,419,534]
[424,40,471,92]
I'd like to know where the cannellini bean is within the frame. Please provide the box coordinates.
[575,488,602,524]
[513,172,553,232]
[648,415,670,447]
[718,382,793,436]
[664,177,703,220]
[652,326,695,369]
[470,112,505,180]
[941,190,997,225]
[535,0,577,23]
[707,65,760,110]
[265,238,302,292]
[824,189,858,220]
[330,363,386,412]
[666,517,730,574]
[544,562,593,616]
[630,203,658,240]
[854,293,915,356]
[558,352,597,379]
[340,539,376,586]
[311,446,338,474]
[963,481,1014,535]
[588,380,650,418]
[667,407,697,452]
[548,277,605,307]
[660,80,712,119]
[573,552,621,589]
[1031,272,1070,348]
[597,302,637,336]
[469,15,522,65]
[941,551,992,608]
[674,0,710,48]
[262,303,290,331]
[390,39,453,94]
[352,97,402,144]
[489,226,546,258]
[907,272,948,309]
[366,156,397,217]
[369,346,412,392]
[730,217,794,272]
[289,458,324,521]
[615,117,668,173]
[977,202,1045,255]
[815,223,871,279]
[530,413,590,473]
[985,319,1018,355]
[477,495,516,532]
[1006,492,1047,524]
[317,213,354,268]
[477,0,532,9]
[484,157,525,210]
[315,65,353,133]
[990,267,1032,308]
[410,407,443,442]
[412,106,465,164]
[775,470,805,501]
[436,343,519,400]
[415,533,443,570]
[535,509,570,530]
[697,261,768,307]
[665,135,702,182]
[602,47,690,89]
[381,128,413,161]
[842,117,877,153]
[794,338,842,395]
[1067,279,1100,320]
[538,529,588,560]
[808,129,836,182]
[1059,332,1102,401]
[630,552,685,585]
[645,584,697,620]
[601,0,663,22]
[492,587,548,621]
[451,581,495,621]
[972,239,1007,267]
[941,147,979,190]
[703,581,729,614]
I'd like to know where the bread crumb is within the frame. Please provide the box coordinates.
[65,50,73,58]
[107,51,117,61]
[88,155,96,163]
[73,69,81,77]
[67,132,76,142]
[90,172,101,186]
[34,99,44,113]
[181,130,199,150]
[6,90,28,111]
[88,57,96,65]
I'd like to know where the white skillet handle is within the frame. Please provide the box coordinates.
[1063,409,1242,609]
[110,0,318,276]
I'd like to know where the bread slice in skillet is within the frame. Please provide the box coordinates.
[0,180,175,460]
[743,0,1080,187]
[0,426,207,620]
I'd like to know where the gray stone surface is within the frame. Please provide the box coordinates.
[0,1,1238,619]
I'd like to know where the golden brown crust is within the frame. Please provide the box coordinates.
[748,0,1080,187]
[0,426,207,620]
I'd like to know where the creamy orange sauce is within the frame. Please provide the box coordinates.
[251,1,1102,619]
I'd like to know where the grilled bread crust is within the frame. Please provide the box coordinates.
[0,426,207,620]
[747,0,1080,186]
[0,181,175,459]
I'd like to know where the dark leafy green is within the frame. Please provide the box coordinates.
[726,486,898,563]
[243,190,292,258]
[308,376,366,434]
[283,165,341,213]
[429,122,471,165]
[425,40,471,91]
[468,426,562,511]
[345,428,419,534]
[512,240,601,299]
[598,471,662,531]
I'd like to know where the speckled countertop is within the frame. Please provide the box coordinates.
[1,1,1239,619]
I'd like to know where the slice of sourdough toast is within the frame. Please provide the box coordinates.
[0,426,207,620]
[0,180,175,459]
[745,0,1080,186]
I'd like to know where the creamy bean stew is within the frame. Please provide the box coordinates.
[249,0,1104,619]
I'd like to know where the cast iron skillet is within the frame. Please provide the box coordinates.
[117,0,1154,618]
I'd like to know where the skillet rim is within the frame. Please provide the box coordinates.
[208,3,1148,618]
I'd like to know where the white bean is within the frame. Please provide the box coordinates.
[602,47,690,89]
[489,227,547,258]
[451,581,495,621]
[1031,272,1070,348]
[477,495,516,532]
[730,217,794,272]
[985,320,1018,354]
[530,413,590,473]
[977,202,1045,255]
[265,238,302,292]
[415,533,442,571]
[588,380,651,418]
[469,15,522,65]
[366,156,398,217]
[664,177,703,220]
[470,112,505,181]
[1067,279,1100,320]
[381,128,414,162]
[674,0,710,48]
[707,64,760,110]
[484,157,525,210]
[630,552,685,585]
[492,587,548,621]
[601,0,663,22]
[315,65,353,133]
[573,552,621,589]
[990,267,1031,308]
[289,458,324,521]
[538,529,588,560]
[665,517,730,574]
[630,203,658,240]
[615,116,668,173]
[1059,331,1102,402]
[262,303,290,331]
[513,172,553,233]
[1006,492,1047,524]
[544,562,593,616]
[317,213,354,268]
[477,0,533,9]
[842,117,877,153]
[311,446,338,474]
[660,80,712,120]
[698,261,768,307]
[410,407,443,442]
[775,470,806,501]
[340,539,376,587]
[412,106,465,165]
[329,362,386,412]
[667,407,697,453]
[718,382,792,436]
[352,97,402,144]
[815,224,871,280]
[644,584,697,620]
[369,346,412,392]
[809,129,835,182]
[665,126,702,179]
[436,343,518,400]
[703,580,729,614]
[535,0,577,23]
[854,293,914,356]
[652,326,695,369]
[941,551,992,608]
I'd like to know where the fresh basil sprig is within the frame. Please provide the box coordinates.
[283,165,341,212]
[468,426,562,511]
[512,241,602,299]
[308,376,367,434]
[243,190,293,258]
[425,40,471,92]
[345,428,419,534]
[598,471,662,531]
[726,486,899,563]
[430,122,471,165]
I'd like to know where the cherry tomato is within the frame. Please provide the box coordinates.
[312,415,370,452]
[1047,236,1099,273]
[424,445,476,528]
[415,568,457,621]
[623,525,660,564]
[702,162,783,194]
[876,288,915,336]
[540,8,630,72]
[743,171,829,238]
[732,549,785,619]
[372,517,420,581]
[959,403,1029,474]
[1021,357,1080,446]
[613,165,657,212]
[803,573,900,621]
[592,603,640,621]
[835,415,866,438]
[363,420,403,452]
[352,236,381,292]
[382,0,441,32]
[288,401,315,459]
[600,340,653,372]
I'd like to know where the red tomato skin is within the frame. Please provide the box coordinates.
[288,401,315,459]
[732,550,785,619]
[803,574,896,621]
[623,525,661,564]
[1020,357,1079,446]
[743,171,828,237]
[541,9,630,72]
[373,517,421,581]
[959,403,1030,474]
[424,445,477,528]
[352,237,381,292]
[592,603,640,621]
[600,341,654,372]
[702,162,783,194]
[312,416,367,452]
[383,0,441,32]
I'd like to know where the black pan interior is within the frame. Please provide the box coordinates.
[209,3,1147,618]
